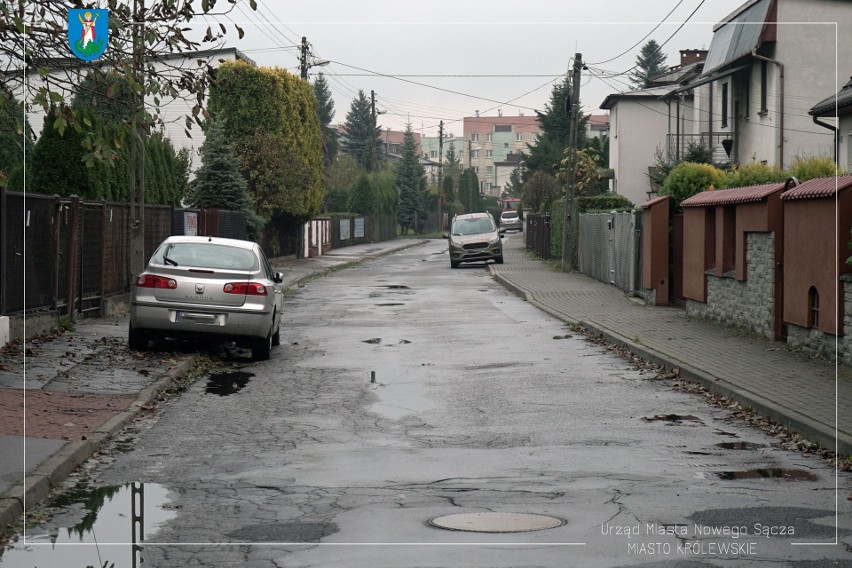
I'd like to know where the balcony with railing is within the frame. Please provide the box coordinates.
[666,132,735,164]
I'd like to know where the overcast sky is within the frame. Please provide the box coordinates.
[211,0,749,136]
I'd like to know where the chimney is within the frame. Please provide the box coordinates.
[475,110,479,117]
[498,108,503,117]
[680,49,708,67]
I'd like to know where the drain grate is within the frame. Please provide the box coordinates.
[428,512,565,533]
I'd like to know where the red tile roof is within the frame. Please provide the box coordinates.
[642,195,670,209]
[680,182,785,207]
[781,175,852,200]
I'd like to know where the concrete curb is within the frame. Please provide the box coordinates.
[0,355,199,535]
[490,270,852,456]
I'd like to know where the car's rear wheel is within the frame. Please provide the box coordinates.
[271,319,281,347]
[253,331,272,360]
[128,324,149,351]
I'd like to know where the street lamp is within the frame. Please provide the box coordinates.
[300,37,330,80]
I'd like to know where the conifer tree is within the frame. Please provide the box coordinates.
[396,125,427,234]
[341,90,382,170]
[188,119,263,238]
[630,40,668,88]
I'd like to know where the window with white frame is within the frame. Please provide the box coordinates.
[474,166,479,174]
[472,150,479,159]
[516,132,523,141]
[486,149,493,158]
[471,133,479,142]
[430,150,437,158]
[486,133,493,142]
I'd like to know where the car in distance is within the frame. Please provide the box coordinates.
[443,212,504,268]
[498,210,523,233]
[128,235,284,360]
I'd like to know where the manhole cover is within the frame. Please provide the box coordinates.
[428,512,565,533]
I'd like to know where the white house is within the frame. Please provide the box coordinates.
[600,51,706,206]
[678,0,852,169]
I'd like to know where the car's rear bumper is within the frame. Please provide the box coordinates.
[130,302,272,339]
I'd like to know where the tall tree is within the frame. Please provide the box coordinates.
[0,90,32,191]
[210,61,324,224]
[313,72,338,167]
[396,124,427,235]
[340,90,381,171]
[524,75,588,178]
[187,118,262,238]
[630,40,668,88]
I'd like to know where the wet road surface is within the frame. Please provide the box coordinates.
[2,237,850,567]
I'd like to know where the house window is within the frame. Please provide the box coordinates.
[531,133,539,142]
[486,165,493,174]
[430,150,437,159]
[721,82,729,128]
[760,61,768,114]
[473,166,479,174]
[472,150,479,159]
[486,133,493,142]
[486,149,493,158]
[516,132,523,141]
[471,134,479,142]
[808,287,820,328]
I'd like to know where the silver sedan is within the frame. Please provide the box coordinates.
[128,236,284,360]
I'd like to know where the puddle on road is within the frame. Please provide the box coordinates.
[716,441,765,450]
[205,370,253,396]
[0,483,176,568]
[716,468,817,481]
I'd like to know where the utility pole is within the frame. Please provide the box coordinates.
[438,121,444,230]
[129,0,147,277]
[370,89,377,173]
[300,36,308,80]
[561,53,582,273]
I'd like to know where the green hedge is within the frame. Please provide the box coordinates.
[577,194,634,213]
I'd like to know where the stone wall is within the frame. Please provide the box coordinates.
[686,232,775,339]
[780,275,851,364]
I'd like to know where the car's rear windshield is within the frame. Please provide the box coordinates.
[152,242,258,270]
[501,212,518,219]
[452,217,496,235]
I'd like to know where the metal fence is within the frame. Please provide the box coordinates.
[525,214,552,259]
[578,211,642,294]
[0,188,246,317]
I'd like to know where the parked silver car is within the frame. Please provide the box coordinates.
[499,210,523,233]
[443,212,504,268]
[129,236,284,360]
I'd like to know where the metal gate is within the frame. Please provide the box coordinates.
[578,211,641,294]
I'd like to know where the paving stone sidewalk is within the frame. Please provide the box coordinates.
[491,233,851,456]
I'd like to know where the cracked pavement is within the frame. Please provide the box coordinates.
[3,239,850,567]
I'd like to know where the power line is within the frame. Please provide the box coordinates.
[588,0,687,66]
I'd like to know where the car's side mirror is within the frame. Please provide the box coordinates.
[274,272,284,283]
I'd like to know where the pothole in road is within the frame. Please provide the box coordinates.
[205,370,253,396]
[715,468,817,481]
[716,441,765,450]
[643,414,703,423]
[228,522,339,542]
[428,512,566,533]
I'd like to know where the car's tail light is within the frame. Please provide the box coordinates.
[223,282,267,296]
[136,275,177,289]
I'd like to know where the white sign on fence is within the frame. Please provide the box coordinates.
[354,218,365,238]
[340,219,350,240]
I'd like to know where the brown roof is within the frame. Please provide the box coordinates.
[781,175,852,200]
[641,195,670,209]
[680,182,785,207]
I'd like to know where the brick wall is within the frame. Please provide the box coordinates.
[686,232,775,339]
